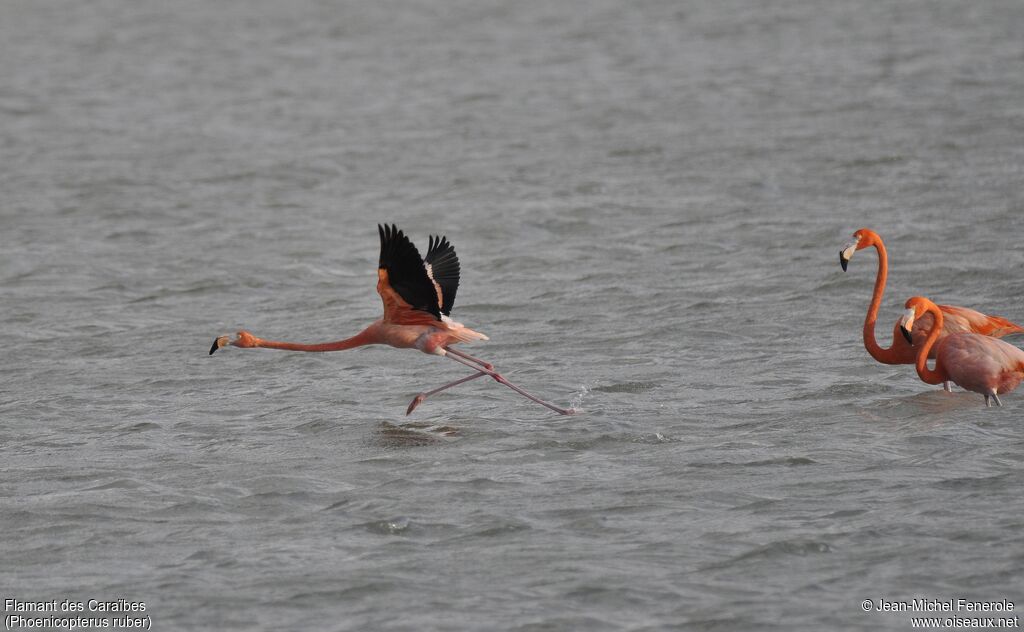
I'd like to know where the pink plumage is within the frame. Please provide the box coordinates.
[902,296,1024,407]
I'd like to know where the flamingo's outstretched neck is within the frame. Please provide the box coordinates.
[210,328,377,354]
[255,335,374,352]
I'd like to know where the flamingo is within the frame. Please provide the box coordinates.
[210,224,574,416]
[839,228,1022,390]
[900,297,1024,407]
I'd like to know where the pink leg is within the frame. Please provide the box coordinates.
[406,371,487,415]
[445,347,494,370]
[443,351,575,416]
[404,347,503,414]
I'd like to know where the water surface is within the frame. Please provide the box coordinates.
[2,1,1023,630]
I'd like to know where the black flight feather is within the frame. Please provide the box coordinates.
[378,224,442,319]
[424,234,460,316]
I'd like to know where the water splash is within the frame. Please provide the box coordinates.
[364,516,412,536]
[569,383,592,413]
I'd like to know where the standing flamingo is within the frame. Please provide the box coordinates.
[210,224,574,416]
[900,297,1024,407]
[839,228,1022,389]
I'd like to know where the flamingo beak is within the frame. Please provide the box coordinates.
[209,335,230,355]
[899,308,915,345]
[839,240,858,272]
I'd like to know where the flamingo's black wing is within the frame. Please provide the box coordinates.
[424,235,460,316]
[377,224,441,320]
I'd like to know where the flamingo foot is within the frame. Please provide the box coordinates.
[943,381,952,393]
[405,371,489,415]
[406,394,426,416]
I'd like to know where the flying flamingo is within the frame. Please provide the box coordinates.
[900,296,1024,407]
[839,228,1022,390]
[210,224,574,416]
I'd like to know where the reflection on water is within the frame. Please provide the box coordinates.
[374,421,460,447]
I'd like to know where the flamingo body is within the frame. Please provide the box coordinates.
[935,335,1024,397]
[902,297,1024,406]
[904,305,1022,356]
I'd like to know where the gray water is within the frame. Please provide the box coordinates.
[2,1,1023,630]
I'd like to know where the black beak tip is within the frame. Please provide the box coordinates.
[900,326,914,345]
[209,339,220,355]
[839,253,849,272]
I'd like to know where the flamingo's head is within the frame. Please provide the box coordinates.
[838,228,879,271]
[209,330,258,354]
[899,296,933,345]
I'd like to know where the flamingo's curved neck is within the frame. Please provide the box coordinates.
[255,327,377,352]
[915,303,947,385]
[862,239,901,364]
